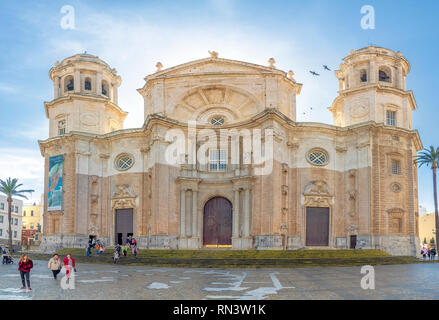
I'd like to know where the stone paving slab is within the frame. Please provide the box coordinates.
[0,260,438,300]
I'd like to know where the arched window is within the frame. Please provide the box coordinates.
[84,77,92,91]
[360,69,367,83]
[379,67,391,82]
[64,75,74,92]
[102,80,109,96]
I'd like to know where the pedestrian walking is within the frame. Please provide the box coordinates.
[48,253,62,279]
[123,245,128,257]
[132,245,138,258]
[113,251,120,264]
[99,244,105,255]
[63,253,76,279]
[18,254,33,291]
[431,247,437,260]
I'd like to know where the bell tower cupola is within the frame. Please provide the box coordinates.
[45,53,127,138]
[329,46,417,129]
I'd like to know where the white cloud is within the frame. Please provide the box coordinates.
[0,148,44,202]
[0,83,18,93]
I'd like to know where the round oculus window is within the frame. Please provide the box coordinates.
[115,153,134,171]
[307,149,329,166]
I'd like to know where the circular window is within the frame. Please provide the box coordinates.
[307,149,329,166]
[390,182,402,193]
[115,153,134,171]
[210,116,225,126]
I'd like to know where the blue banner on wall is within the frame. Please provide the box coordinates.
[48,155,63,211]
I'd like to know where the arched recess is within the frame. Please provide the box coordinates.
[171,85,263,124]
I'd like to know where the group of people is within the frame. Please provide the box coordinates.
[421,246,437,260]
[16,253,76,291]
[1,245,13,264]
[86,238,105,256]
[113,236,138,264]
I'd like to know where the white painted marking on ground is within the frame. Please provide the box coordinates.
[147,282,170,289]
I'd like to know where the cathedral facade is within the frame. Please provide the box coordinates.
[39,46,422,256]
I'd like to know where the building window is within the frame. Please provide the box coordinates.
[209,149,227,172]
[58,119,66,135]
[210,116,225,126]
[115,153,134,171]
[0,203,3,210]
[307,148,329,166]
[14,206,18,213]
[102,81,109,96]
[379,68,391,82]
[0,216,3,223]
[31,210,34,216]
[65,76,74,92]
[392,160,401,175]
[386,111,396,126]
[85,78,92,91]
[0,229,2,236]
[14,231,17,238]
[15,218,18,225]
[360,69,367,83]
[23,211,26,217]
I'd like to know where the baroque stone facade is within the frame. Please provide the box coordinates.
[39,46,422,255]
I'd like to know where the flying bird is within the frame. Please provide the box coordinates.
[323,65,331,71]
[309,71,320,76]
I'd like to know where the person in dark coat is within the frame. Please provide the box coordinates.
[18,254,33,290]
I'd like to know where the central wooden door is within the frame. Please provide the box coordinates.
[306,207,329,246]
[115,208,133,245]
[203,197,232,246]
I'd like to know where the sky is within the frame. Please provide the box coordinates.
[0,0,438,211]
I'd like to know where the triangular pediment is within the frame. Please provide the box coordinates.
[146,57,283,80]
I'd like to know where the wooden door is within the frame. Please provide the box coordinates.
[350,235,357,249]
[203,197,232,246]
[115,209,133,245]
[305,207,329,246]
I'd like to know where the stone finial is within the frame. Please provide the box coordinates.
[287,70,295,79]
[208,50,219,59]
[349,49,355,55]
[268,57,276,68]
[156,62,163,72]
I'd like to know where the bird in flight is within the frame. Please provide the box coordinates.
[323,65,331,71]
[309,71,320,76]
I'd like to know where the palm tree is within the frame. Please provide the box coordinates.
[416,146,439,247]
[0,178,34,250]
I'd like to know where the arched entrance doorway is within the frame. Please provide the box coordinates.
[203,197,232,247]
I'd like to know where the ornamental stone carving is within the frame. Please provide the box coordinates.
[303,180,333,207]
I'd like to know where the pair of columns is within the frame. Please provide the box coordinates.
[233,187,251,238]
[179,188,198,238]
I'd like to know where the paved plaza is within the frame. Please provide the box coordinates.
[0,260,438,300]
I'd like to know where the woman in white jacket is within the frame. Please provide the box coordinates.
[48,253,61,279]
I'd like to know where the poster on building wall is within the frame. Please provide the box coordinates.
[48,155,63,211]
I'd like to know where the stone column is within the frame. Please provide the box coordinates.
[243,188,250,237]
[369,59,376,83]
[54,77,60,99]
[192,190,198,237]
[113,86,118,104]
[396,64,403,90]
[233,188,240,238]
[96,73,102,95]
[74,70,80,93]
[180,188,186,237]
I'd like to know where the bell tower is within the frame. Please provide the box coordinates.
[45,53,127,138]
[329,46,417,129]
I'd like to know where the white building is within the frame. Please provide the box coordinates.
[0,195,23,246]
